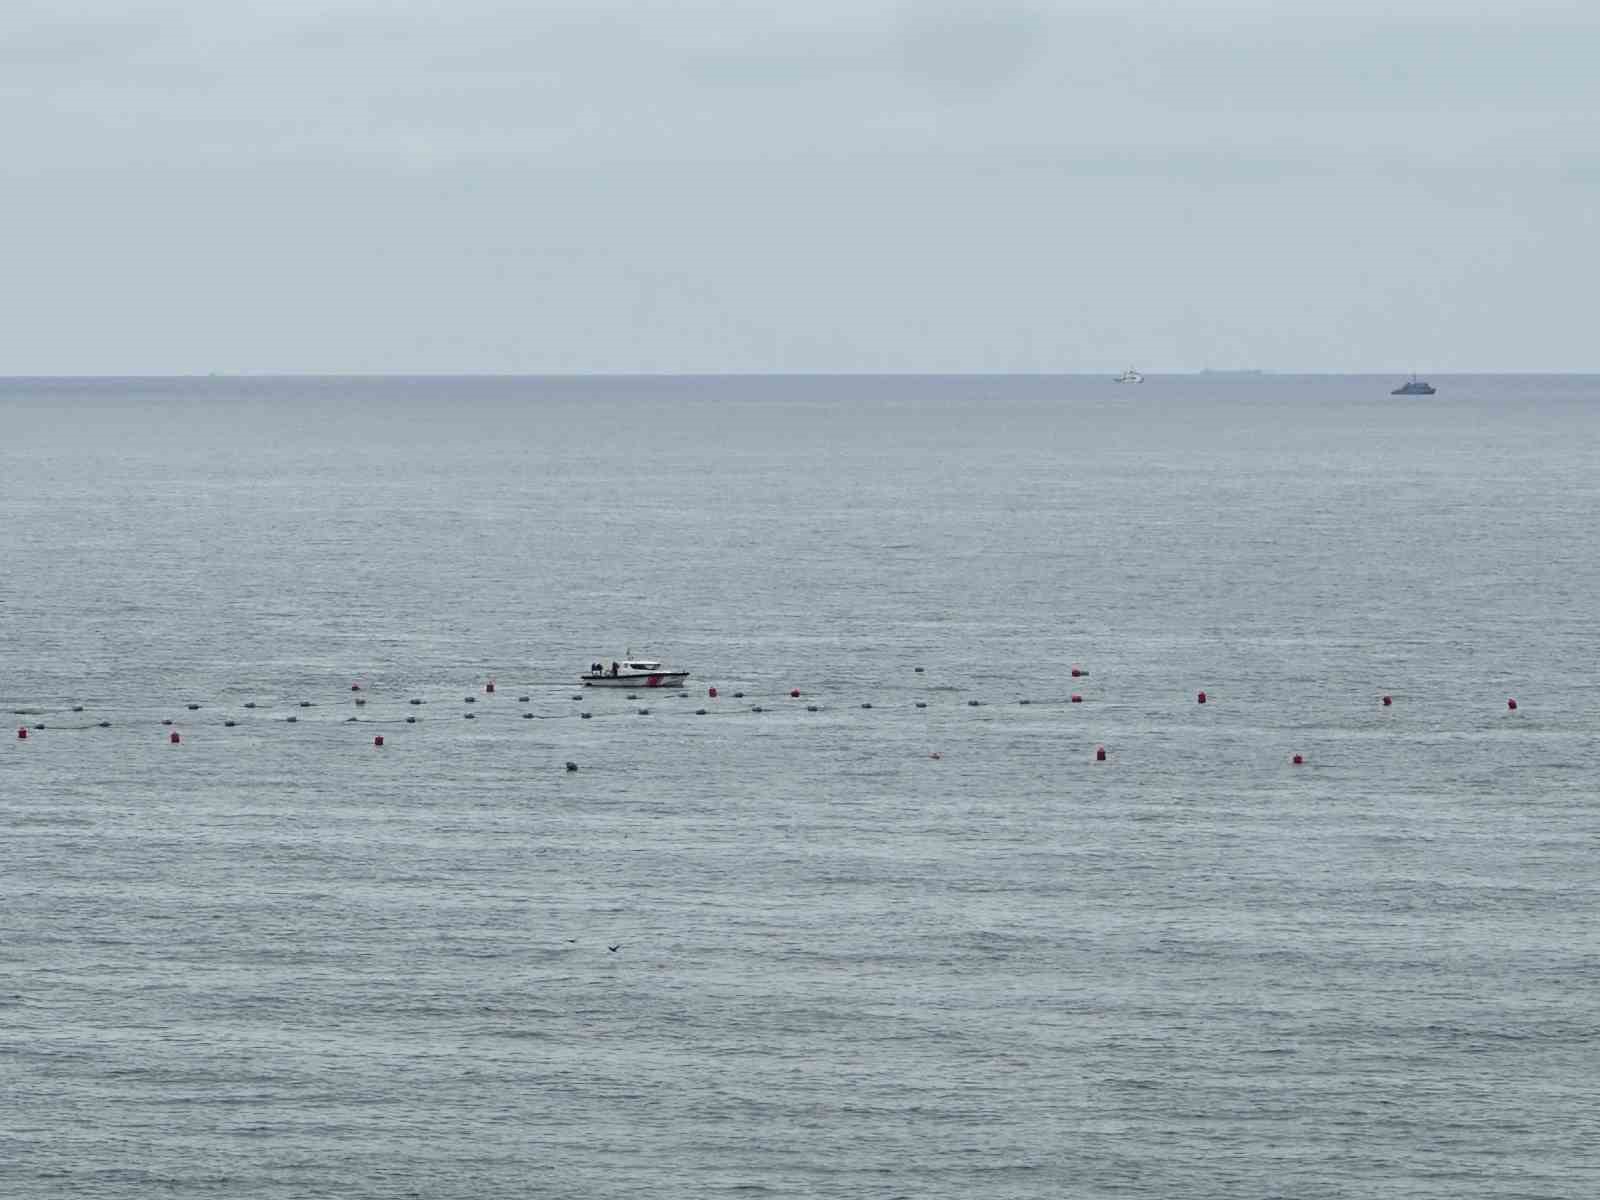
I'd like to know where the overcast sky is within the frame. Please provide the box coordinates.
[3,1,1596,373]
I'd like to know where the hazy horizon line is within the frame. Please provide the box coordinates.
[5,369,1598,381]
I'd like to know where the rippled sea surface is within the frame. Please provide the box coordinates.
[3,375,1598,1198]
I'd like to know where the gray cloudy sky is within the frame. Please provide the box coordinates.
[4,1,1596,373]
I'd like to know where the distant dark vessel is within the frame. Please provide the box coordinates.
[1391,374,1436,395]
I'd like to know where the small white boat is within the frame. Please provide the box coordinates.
[1114,367,1144,384]
[582,657,690,688]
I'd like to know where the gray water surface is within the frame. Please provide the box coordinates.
[3,375,1597,1197]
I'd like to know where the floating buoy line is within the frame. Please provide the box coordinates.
[5,674,1520,765]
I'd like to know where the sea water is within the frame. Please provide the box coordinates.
[2,375,1597,1197]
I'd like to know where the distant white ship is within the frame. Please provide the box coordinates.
[1390,374,1436,396]
[1114,367,1144,384]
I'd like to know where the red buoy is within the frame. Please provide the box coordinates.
[169,731,181,744]
[1197,691,1207,704]
[1070,693,1083,703]
[1507,698,1518,711]
[374,735,384,747]
[351,683,362,691]
[1292,754,1303,765]
[485,680,495,694]
[16,727,26,740]
[708,686,718,698]
[790,688,800,698]
[1071,667,1083,678]
[1095,745,1106,762]
[1382,695,1392,706]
